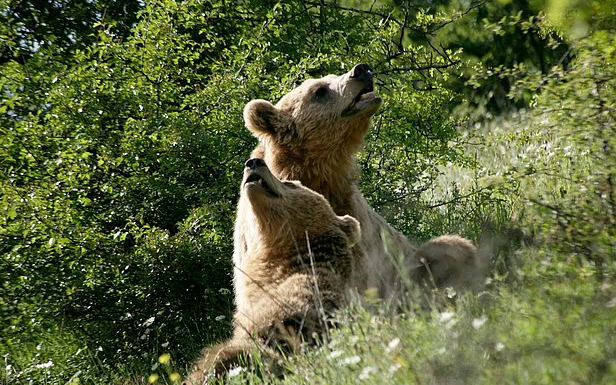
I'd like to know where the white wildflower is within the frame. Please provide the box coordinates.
[439,311,455,323]
[359,366,377,380]
[339,356,361,366]
[438,311,457,329]
[228,366,244,378]
[215,315,226,321]
[472,316,488,330]
[495,342,505,352]
[444,287,457,298]
[161,342,169,348]
[386,338,400,353]
[36,360,54,369]
[142,316,155,327]
[328,350,344,359]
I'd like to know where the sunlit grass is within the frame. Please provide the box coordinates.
[215,247,616,385]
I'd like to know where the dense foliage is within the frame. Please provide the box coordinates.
[1,0,614,384]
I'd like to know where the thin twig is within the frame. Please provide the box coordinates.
[428,1,486,34]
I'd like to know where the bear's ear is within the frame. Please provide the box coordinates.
[337,215,361,247]
[244,99,294,141]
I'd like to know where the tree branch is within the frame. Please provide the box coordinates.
[428,1,486,34]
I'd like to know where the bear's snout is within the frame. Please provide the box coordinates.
[350,64,373,80]
[245,158,266,170]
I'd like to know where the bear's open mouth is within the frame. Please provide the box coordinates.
[244,173,280,197]
[341,83,379,117]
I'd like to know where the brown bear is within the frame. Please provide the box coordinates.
[185,158,360,384]
[242,64,481,301]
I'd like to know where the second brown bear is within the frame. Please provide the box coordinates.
[184,159,360,384]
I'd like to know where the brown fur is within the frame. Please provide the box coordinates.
[243,64,484,301]
[184,160,360,384]
[413,235,482,291]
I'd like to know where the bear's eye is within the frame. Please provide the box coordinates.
[313,86,329,102]
[283,181,298,189]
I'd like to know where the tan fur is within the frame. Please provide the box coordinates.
[243,65,484,301]
[413,235,484,291]
[185,161,360,384]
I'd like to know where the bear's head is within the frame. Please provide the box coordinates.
[240,157,360,248]
[244,64,382,159]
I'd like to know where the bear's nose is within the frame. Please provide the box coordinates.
[245,158,266,169]
[350,64,372,79]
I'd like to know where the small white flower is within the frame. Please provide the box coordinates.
[215,315,226,321]
[472,316,488,330]
[36,360,54,369]
[228,366,244,378]
[339,356,361,366]
[359,366,377,380]
[386,338,400,353]
[6,364,12,376]
[495,342,505,352]
[161,342,169,348]
[438,311,457,329]
[142,316,155,327]
[436,347,447,355]
[439,311,455,323]
[328,350,344,359]
[444,287,457,298]
[36,344,43,351]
